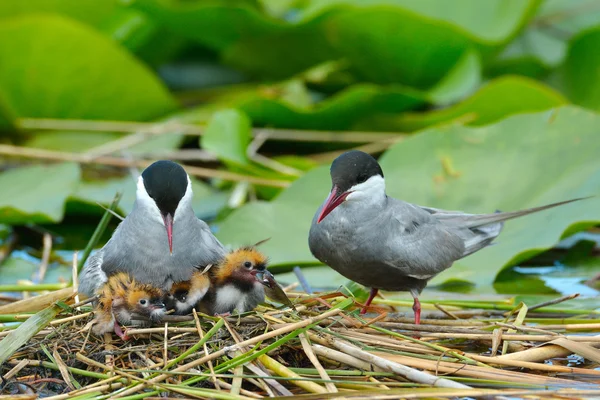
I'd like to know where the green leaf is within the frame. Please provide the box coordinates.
[0,0,119,28]
[216,106,600,288]
[560,27,600,111]
[0,163,80,224]
[426,49,481,105]
[178,80,425,130]
[0,14,177,128]
[202,109,252,165]
[0,257,73,286]
[302,0,541,44]
[24,131,122,152]
[493,0,600,71]
[132,0,537,92]
[359,76,567,132]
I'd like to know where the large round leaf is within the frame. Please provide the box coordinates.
[0,163,80,224]
[132,0,537,91]
[561,27,600,111]
[216,106,600,287]
[0,0,119,28]
[357,76,567,131]
[0,14,177,128]
[176,80,425,130]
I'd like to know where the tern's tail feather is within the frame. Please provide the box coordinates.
[461,221,504,257]
[429,197,590,258]
[431,197,588,229]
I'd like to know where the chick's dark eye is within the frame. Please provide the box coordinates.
[244,261,252,269]
[139,299,147,305]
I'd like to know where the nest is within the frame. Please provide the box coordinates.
[1,290,600,399]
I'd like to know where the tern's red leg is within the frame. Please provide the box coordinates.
[412,296,421,325]
[360,288,379,315]
[113,321,129,341]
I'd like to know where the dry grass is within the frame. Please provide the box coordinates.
[0,290,599,399]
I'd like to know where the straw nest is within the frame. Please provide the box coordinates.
[0,289,599,400]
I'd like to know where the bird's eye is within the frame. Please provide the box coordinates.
[244,261,253,269]
[357,174,367,184]
[139,299,147,305]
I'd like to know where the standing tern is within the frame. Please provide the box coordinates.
[309,150,584,324]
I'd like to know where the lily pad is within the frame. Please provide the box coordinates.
[216,106,600,287]
[202,109,252,165]
[493,0,600,71]
[0,14,177,130]
[357,76,567,131]
[177,80,425,130]
[0,163,80,224]
[560,27,600,111]
[132,0,537,93]
[0,0,119,28]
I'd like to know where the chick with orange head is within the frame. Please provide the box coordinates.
[198,244,270,315]
[165,268,211,315]
[92,272,166,340]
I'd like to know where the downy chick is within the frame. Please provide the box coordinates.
[92,272,166,340]
[165,267,211,315]
[199,246,269,315]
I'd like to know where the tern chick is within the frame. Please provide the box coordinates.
[92,272,166,340]
[199,245,270,315]
[165,267,211,315]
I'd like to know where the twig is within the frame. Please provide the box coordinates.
[434,304,460,320]
[299,333,338,393]
[323,335,471,389]
[17,117,403,143]
[33,233,52,284]
[527,293,580,312]
[0,144,290,188]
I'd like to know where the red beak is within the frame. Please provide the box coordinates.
[162,213,174,254]
[317,185,350,224]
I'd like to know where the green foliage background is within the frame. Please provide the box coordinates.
[0,0,599,293]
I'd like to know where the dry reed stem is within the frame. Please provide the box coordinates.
[0,287,72,314]
[414,332,600,342]
[299,332,338,393]
[17,117,402,143]
[324,336,470,389]
[376,352,581,386]
[259,354,328,394]
[35,233,52,284]
[0,145,289,188]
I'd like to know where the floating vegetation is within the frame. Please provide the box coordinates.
[0,289,599,399]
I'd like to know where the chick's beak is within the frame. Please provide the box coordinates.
[151,302,165,310]
[162,213,174,254]
[317,185,350,224]
[250,270,268,286]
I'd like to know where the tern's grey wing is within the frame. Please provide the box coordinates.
[378,199,467,279]
[78,249,107,297]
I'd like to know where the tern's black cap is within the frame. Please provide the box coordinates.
[330,150,384,193]
[142,160,188,216]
